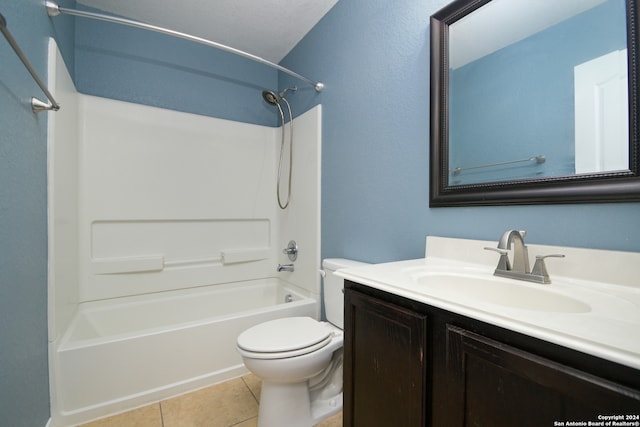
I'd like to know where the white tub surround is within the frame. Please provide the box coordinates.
[337,236,640,370]
[47,39,80,347]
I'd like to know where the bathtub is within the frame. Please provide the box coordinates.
[51,278,318,426]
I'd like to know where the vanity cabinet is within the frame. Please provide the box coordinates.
[343,287,428,427]
[445,326,640,426]
[344,281,640,427]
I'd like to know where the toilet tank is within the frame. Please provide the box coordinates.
[322,258,370,329]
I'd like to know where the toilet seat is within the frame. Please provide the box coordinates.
[237,317,334,359]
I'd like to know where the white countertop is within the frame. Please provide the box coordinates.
[336,236,640,370]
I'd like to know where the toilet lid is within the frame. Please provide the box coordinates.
[237,317,332,353]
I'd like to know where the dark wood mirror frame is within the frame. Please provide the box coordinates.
[430,0,640,207]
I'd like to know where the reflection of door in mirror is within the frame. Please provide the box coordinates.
[574,49,629,174]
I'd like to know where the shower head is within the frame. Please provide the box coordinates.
[262,87,298,106]
[262,90,280,105]
[260,87,295,210]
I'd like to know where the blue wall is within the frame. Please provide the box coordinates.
[0,0,74,425]
[74,5,280,126]
[280,0,640,261]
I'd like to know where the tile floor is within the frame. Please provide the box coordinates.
[80,374,342,427]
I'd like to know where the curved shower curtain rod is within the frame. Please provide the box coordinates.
[45,1,324,93]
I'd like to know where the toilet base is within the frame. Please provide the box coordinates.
[310,392,342,424]
[257,381,342,427]
[258,381,311,427]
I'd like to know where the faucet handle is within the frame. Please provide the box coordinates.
[484,247,511,271]
[484,247,508,255]
[282,240,298,261]
[531,254,565,284]
[536,253,565,259]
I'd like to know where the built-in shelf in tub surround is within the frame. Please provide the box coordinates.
[91,219,270,266]
[91,255,164,274]
[83,219,276,300]
[91,248,271,274]
[337,236,640,370]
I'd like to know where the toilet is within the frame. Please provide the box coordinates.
[236,258,368,427]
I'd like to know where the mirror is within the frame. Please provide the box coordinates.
[430,0,640,206]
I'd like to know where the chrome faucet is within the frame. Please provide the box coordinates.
[498,230,530,273]
[485,230,564,284]
[277,263,294,272]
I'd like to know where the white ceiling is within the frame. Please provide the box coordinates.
[76,0,339,63]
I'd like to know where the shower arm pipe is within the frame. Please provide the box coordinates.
[45,1,325,92]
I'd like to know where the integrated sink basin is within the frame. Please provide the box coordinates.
[336,236,640,370]
[412,272,592,313]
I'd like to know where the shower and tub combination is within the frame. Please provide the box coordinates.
[46,8,323,424]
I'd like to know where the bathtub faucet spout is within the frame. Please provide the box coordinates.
[277,263,294,272]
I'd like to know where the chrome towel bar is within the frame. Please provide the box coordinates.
[0,12,60,112]
[45,1,325,93]
[451,155,546,175]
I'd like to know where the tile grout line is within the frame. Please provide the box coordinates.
[159,400,166,427]
[241,375,260,404]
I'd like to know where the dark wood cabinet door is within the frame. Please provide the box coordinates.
[344,289,428,427]
[445,325,640,427]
